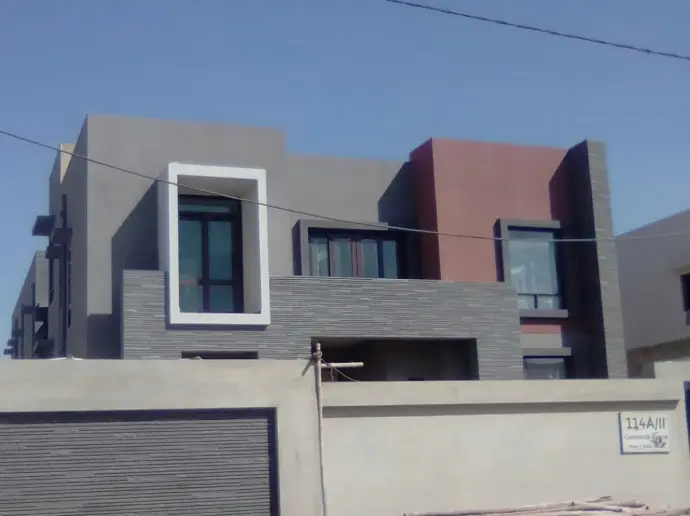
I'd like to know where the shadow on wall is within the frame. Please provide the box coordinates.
[292,162,421,277]
[93,184,160,359]
[377,162,416,226]
[380,162,421,279]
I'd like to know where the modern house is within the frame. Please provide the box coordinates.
[15,114,627,379]
[618,211,690,376]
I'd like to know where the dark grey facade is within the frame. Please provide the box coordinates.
[122,271,523,379]
[20,114,626,380]
[571,141,628,379]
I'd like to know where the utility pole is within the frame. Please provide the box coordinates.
[312,342,363,516]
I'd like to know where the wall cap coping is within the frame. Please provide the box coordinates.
[322,379,682,408]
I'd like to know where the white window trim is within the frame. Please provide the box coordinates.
[158,162,271,326]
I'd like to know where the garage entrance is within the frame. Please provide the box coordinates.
[0,408,278,516]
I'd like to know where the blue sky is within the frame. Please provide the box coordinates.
[0,0,688,350]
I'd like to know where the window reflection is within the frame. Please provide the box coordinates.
[507,228,562,310]
[523,357,567,379]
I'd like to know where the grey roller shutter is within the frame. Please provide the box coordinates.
[0,408,278,516]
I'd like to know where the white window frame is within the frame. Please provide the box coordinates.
[158,162,271,326]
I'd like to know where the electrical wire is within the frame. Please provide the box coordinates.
[0,126,683,243]
[326,364,361,383]
[383,0,690,63]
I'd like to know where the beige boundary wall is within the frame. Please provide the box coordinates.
[0,360,689,516]
[321,376,690,516]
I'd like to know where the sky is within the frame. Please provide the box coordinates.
[0,0,688,354]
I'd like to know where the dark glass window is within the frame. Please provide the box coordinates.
[507,228,562,310]
[308,230,404,279]
[523,357,567,380]
[178,196,243,314]
[681,274,690,324]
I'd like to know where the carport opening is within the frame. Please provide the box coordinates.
[314,338,478,382]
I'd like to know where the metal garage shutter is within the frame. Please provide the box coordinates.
[0,408,278,516]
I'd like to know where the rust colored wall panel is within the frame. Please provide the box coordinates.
[411,139,571,336]
[425,139,568,283]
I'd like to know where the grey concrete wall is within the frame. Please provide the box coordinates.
[122,270,524,379]
[48,143,74,216]
[651,359,690,381]
[48,124,88,355]
[78,114,414,358]
[11,255,36,329]
[33,251,49,309]
[9,252,48,359]
[618,210,690,354]
[0,359,323,516]
[322,379,690,515]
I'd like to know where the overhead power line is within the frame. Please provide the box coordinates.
[383,0,690,62]
[0,127,680,243]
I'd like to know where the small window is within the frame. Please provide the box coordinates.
[681,273,690,323]
[523,357,568,380]
[507,228,562,310]
[308,230,404,279]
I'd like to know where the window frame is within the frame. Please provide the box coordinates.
[306,227,406,279]
[498,219,568,319]
[177,195,244,314]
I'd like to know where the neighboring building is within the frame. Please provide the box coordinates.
[618,211,690,376]
[6,251,50,359]
[19,114,626,379]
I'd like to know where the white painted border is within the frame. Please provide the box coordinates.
[159,162,271,326]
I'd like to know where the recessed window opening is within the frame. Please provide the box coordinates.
[177,195,243,314]
[318,339,478,382]
[181,351,258,360]
[308,229,404,278]
[507,227,563,310]
[680,273,690,324]
[523,356,569,380]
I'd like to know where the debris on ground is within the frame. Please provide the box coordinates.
[405,496,690,516]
